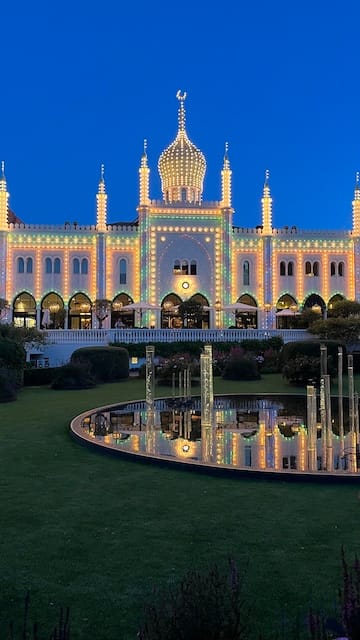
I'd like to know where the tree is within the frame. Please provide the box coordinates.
[0,297,9,321]
[309,317,360,344]
[178,299,203,328]
[0,324,46,348]
[93,299,111,328]
[328,299,360,318]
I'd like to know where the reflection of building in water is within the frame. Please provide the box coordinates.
[81,397,359,473]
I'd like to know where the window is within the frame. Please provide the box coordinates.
[173,260,181,273]
[243,260,250,286]
[280,261,286,276]
[26,257,33,274]
[73,258,80,274]
[313,261,319,277]
[330,261,336,276]
[181,260,189,275]
[287,261,294,276]
[81,258,88,275]
[305,261,312,275]
[190,260,197,275]
[54,258,61,274]
[17,257,25,273]
[338,261,345,277]
[45,257,52,274]
[119,259,127,284]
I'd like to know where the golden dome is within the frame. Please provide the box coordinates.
[158,91,206,204]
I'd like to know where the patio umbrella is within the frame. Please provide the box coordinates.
[222,302,258,312]
[276,308,300,316]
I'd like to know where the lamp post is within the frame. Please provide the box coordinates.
[263,303,272,331]
[215,300,222,329]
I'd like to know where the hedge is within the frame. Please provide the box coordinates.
[24,367,58,386]
[71,346,129,382]
[281,340,346,369]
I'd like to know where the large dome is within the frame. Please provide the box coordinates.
[158,91,206,204]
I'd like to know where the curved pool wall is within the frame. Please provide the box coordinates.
[70,395,360,484]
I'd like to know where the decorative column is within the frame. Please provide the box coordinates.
[200,346,214,463]
[338,347,344,460]
[145,345,156,453]
[348,354,356,472]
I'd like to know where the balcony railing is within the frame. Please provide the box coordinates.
[44,328,310,344]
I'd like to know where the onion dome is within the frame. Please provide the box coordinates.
[158,91,206,204]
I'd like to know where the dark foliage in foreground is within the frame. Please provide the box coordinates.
[8,592,70,640]
[71,346,129,382]
[137,559,249,640]
[51,362,96,390]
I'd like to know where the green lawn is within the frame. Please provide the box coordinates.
[1,374,360,639]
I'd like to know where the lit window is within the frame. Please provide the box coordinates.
[287,261,294,277]
[313,261,319,277]
[173,260,181,273]
[338,261,345,277]
[190,260,197,275]
[280,261,286,277]
[181,260,189,275]
[305,261,312,276]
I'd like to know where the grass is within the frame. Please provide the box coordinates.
[1,373,360,639]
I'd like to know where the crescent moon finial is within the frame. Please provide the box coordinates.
[176,90,187,102]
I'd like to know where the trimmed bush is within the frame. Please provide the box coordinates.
[51,363,96,390]
[281,340,345,370]
[71,346,129,382]
[222,357,260,380]
[24,367,58,386]
[282,355,325,385]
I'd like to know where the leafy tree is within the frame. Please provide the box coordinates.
[309,317,360,344]
[0,323,46,348]
[178,299,204,328]
[328,299,360,318]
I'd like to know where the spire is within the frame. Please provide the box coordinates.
[176,90,187,134]
[261,169,272,234]
[96,163,107,231]
[139,138,150,206]
[0,160,9,230]
[353,172,360,234]
[221,141,232,207]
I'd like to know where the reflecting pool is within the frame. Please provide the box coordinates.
[74,395,360,475]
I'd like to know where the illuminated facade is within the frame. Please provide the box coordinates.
[0,93,358,331]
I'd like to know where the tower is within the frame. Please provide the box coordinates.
[261,169,272,235]
[221,142,232,208]
[139,139,150,206]
[96,164,107,232]
[352,172,360,235]
[0,161,9,231]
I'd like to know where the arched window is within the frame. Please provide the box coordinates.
[181,188,187,202]
[26,257,33,274]
[54,258,61,274]
[338,261,345,277]
[330,261,336,276]
[181,260,189,275]
[305,261,312,276]
[190,260,197,275]
[287,261,294,276]
[243,260,250,286]
[119,259,127,284]
[81,258,88,275]
[45,257,52,274]
[73,258,80,274]
[17,257,25,274]
[313,261,319,277]
[280,261,286,276]
[173,260,181,273]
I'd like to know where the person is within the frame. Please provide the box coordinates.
[115,318,124,328]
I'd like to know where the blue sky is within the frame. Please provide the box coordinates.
[2,0,360,229]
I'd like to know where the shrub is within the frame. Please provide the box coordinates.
[71,346,129,382]
[0,338,26,387]
[24,367,58,386]
[0,368,17,402]
[51,363,96,390]
[282,355,327,385]
[156,353,200,386]
[222,357,260,380]
[281,340,345,370]
[137,559,249,640]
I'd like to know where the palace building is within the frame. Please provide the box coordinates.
[0,91,358,332]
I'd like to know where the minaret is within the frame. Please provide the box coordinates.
[352,172,360,235]
[0,161,9,231]
[139,139,150,206]
[221,142,232,208]
[261,169,272,235]
[96,164,107,232]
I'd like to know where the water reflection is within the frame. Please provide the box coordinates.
[80,396,358,473]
